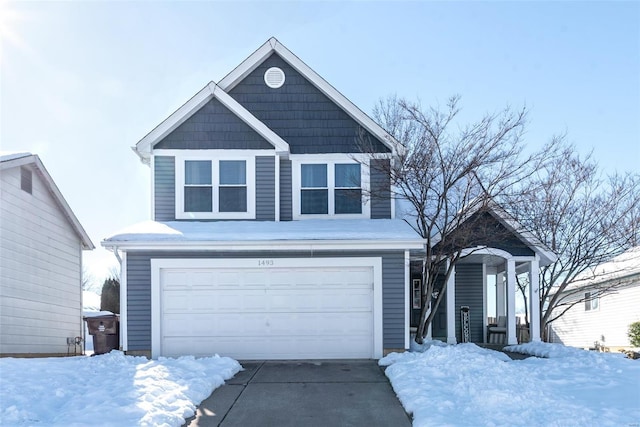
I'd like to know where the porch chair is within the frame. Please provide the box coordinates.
[488,315,507,344]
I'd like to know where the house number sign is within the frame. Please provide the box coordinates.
[258,259,275,267]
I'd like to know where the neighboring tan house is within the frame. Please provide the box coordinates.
[549,246,640,350]
[0,152,94,356]
[102,38,555,360]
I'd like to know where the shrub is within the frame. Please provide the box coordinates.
[628,321,640,347]
[100,277,120,314]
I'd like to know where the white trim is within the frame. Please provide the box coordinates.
[218,37,398,155]
[154,149,276,158]
[150,257,383,359]
[174,154,256,220]
[446,262,457,344]
[506,258,518,345]
[291,155,371,220]
[120,252,128,351]
[134,82,290,163]
[404,250,410,350]
[150,155,156,220]
[103,240,425,251]
[482,263,487,343]
[529,258,541,342]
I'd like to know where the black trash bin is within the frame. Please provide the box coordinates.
[84,314,119,355]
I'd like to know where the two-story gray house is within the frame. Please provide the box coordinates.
[103,38,555,360]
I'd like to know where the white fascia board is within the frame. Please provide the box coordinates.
[209,84,289,154]
[102,239,426,252]
[134,81,290,164]
[135,84,214,164]
[218,37,399,156]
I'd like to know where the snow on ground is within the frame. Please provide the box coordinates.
[380,342,640,427]
[0,351,241,427]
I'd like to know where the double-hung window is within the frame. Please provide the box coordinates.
[177,157,254,219]
[585,292,599,311]
[297,160,364,217]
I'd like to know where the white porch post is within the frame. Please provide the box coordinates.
[529,259,541,342]
[506,259,517,345]
[496,272,506,317]
[446,263,457,344]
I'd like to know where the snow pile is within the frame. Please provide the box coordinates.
[380,343,640,427]
[504,341,590,358]
[409,337,449,353]
[0,351,241,427]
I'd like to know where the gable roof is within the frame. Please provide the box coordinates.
[134,82,290,164]
[219,37,398,154]
[134,38,398,163]
[431,199,557,266]
[0,153,95,250]
[565,246,640,291]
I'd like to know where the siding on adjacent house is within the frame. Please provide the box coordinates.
[454,263,484,343]
[125,250,406,352]
[549,280,640,348]
[0,165,82,355]
[228,53,391,155]
[154,156,175,221]
[154,98,274,150]
[279,157,292,221]
[370,159,392,219]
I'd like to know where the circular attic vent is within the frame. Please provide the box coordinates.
[264,67,285,88]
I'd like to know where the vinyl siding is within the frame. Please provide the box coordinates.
[255,156,275,221]
[370,159,392,219]
[125,250,406,352]
[279,158,292,221]
[0,165,83,355]
[549,280,640,348]
[228,53,391,155]
[454,264,484,343]
[154,156,176,221]
[154,98,274,150]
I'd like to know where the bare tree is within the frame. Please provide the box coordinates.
[506,137,640,340]
[367,95,549,344]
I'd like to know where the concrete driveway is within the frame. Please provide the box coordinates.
[183,360,412,427]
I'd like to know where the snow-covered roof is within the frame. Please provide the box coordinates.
[102,219,425,250]
[0,153,95,250]
[566,246,640,290]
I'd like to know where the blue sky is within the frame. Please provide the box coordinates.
[1,1,638,286]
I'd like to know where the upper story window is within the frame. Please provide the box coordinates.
[292,156,368,219]
[175,155,255,220]
[585,292,599,311]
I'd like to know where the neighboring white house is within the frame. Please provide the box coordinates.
[0,152,94,356]
[549,247,640,350]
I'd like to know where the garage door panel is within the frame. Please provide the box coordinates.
[159,262,375,359]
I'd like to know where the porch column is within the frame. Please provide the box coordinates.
[528,259,541,342]
[496,272,506,317]
[446,264,457,344]
[506,258,518,345]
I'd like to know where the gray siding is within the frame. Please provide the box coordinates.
[155,98,274,150]
[126,250,406,352]
[454,264,484,343]
[370,159,392,219]
[256,156,275,221]
[154,156,175,221]
[279,158,292,221]
[229,53,391,155]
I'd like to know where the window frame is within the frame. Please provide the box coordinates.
[584,291,599,312]
[174,152,257,220]
[291,154,370,220]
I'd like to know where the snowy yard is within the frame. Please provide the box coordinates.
[381,341,640,427]
[1,343,638,426]
[0,351,240,426]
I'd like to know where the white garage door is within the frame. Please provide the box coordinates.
[152,258,381,359]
